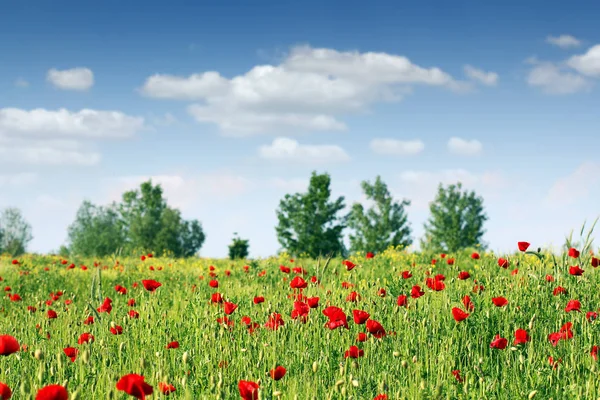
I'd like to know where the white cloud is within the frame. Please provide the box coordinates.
[47,67,94,91]
[0,108,145,139]
[14,78,29,88]
[369,138,425,155]
[526,62,590,94]
[545,162,600,208]
[546,35,582,49]
[258,137,350,163]
[0,144,101,166]
[463,65,498,86]
[141,45,467,135]
[447,137,483,156]
[567,45,600,78]
[0,172,37,187]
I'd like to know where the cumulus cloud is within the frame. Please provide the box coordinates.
[447,137,483,156]
[463,65,498,86]
[141,45,467,135]
[47,67,94,91]
[546,35,582,49]
[369,138,424,155]
[258,137,350,163]
[526,62,590,94]
[0,108,144,139]
[567,45,600,78]
[0,172,37,187]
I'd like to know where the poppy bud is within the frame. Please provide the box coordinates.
[393,351,400,357]
[81,349,90,364]
[182,351,189,364]
[140,357,147,369]
[528,314,536,330]
[274,391,282,397]
[71,390,81,400]
[341,387,346,396]
[335,380,344,387]
[37,367,44,382]
[419,380,426,390]
[351,380,359,387]
[339,365,345,376]
[412,355,418,363]
[119,342,126,354]
[528,390,538,399]
[312,361,318,373]
[401,360,408,368]
[34,349,44,360]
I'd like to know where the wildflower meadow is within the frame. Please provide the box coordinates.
[2,241,600,399]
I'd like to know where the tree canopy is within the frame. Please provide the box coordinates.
[0,207,33,256]
[421,183,487,252]
[276,172,346,258]
[347,176,412,254]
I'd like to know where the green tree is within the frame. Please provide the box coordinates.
[67,201,125,257]
[0,207,33,256]
[421,183,487,252]
[66,180,206,257]
[347,176,412,254]
[276,171,346,258]
[228,232,250,260]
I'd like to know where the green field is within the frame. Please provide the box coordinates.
[1,248,600,399]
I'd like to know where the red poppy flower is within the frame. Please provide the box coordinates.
[264,313,285,331]
[97,297,113,314]
[401,271,412,279]
[290,276,307,289]
[140,255,146,261]
[366,252,374,259]
[77,333,94,345]
[346,291,360,302]
[352,310,370,325]
[377,288,386,297]
[141,280,161,292]
[470,252,480,260]
[513,329,530,345]
[440,253,447,259]
[269,366,286,380]
[426,278,445,291]
[498,258,509,268]
[223,302,238,315]
[253,296,264,305]
[451,307,469,322]
[357,332,368,342]
[462,295,475,311]
[373,395,388,400]
[492,297,508,307]
[341,281,354,289]
[546,275,554,282]
[397,295,408,307]
[115,285,127,295]
[277,265,290,274]
[490,335,508,350]
[35,385,68,400]
[238,380,259,400]
[458,271,470,280]
[411,285,424,298]
[116,374,153,400]
[366,319,386,338]
[291,301,309,322]
[0,335,19,356]
[553,286,567,296]
[344,345,364,358]
[63,347,78,362]
[209,280,219,288]
[110,325,123,335]
[323,307,348,330]
[292,267,306,274]
[11,259,18,265]
[447,258,455,265]
[569,266,584,276]
[587,311,598,321]
[47,310,57,319]
[431,259,437,265]
[448,370,463,384]
[0,382,11,400]
[158,382,175,395]
[565,300,581,312]
[9,294,21,302]
[343,260,356,271]
[592,346,599,361]
[211,293,223,304]
[307,297,319,308]
[128,299,136,307]
[568,247,580,258]
[166,341,179,349]
[518,242,530,252]
[128,310,140,319]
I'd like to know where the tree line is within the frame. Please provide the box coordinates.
[0,172,488,259]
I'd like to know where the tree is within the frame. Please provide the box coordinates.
[67,201,125,257]
[228,232,250,260]
[276,172,346,258]
[347,176,412,254]
[0,207,33,256]
[65,180,206,257]
[421,183,487,252]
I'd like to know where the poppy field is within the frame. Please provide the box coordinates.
[1,244,600,399]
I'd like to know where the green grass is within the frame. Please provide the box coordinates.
[1,249,599,399]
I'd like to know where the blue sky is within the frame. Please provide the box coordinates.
[1,1,599,257]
